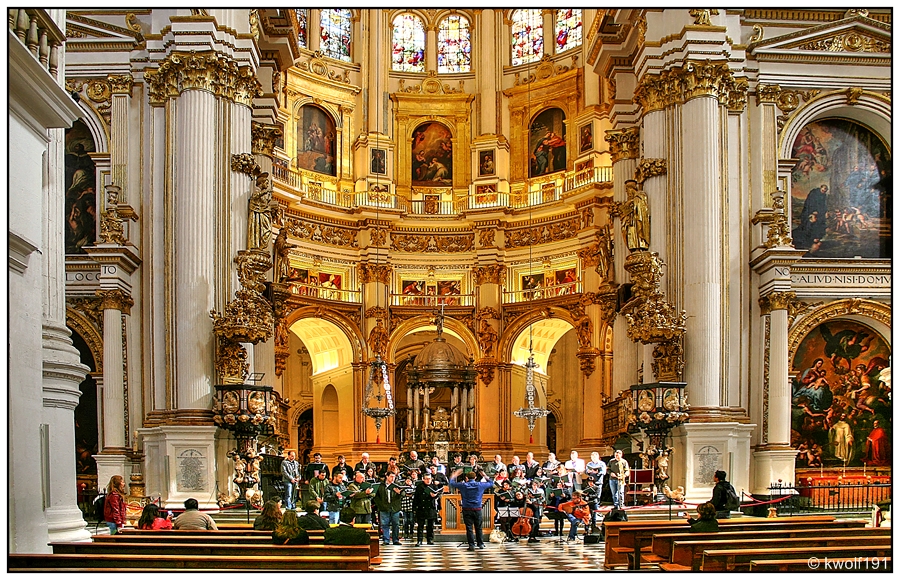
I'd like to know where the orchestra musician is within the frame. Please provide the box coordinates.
[558,490,590,542]
[525,478,547,543]
[495,480,525,542]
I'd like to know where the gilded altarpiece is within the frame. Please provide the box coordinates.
[390,77,475,200]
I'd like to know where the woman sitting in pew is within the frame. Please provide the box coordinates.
[137,503,173,530]
[273,510,311,545]
[685,502,719,533]
[254,499,284,531]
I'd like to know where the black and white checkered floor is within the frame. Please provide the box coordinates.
[376,537,605,571]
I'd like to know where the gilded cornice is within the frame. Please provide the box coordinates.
[145,51,262,107]
[390,233,474,253]
[283,216,358,249]
[473,265,506,286]
[358,263,392,284]
[758,290,796,314]
[605,127,640,164]
[251,121,283,158]
[742,9,890,24]
[296,50,354,86]
[512,54,579,87]
[634,61,749,114]
[398,70,466,95]
[505,216,580,249]
[96,288,134,314]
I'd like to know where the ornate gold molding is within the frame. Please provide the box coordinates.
[513,54,578,87]
[473,264,506,286]
[578,242,602,268]
[577,347,601,378]
[478,229,496,248]
[215,337,249,384]
[634,60,749,114]
[297,50,352,84]
[605,127,640,164]
[652,338,685,382]
[107,74,133,95]
[505,217,580,249]
[758,290,796,314]
[210,249,274,344]
[283,216,358,249]
[251,121,283,158]
[689,9,719,26]
[787,299,823,329]
[635,158,667,183]
[230,153,258,175]
[787,298,892,363]
[358,262,392,284]
[98,185,129,246]
[399,70,464,94]
[66,78,112,127]
[96,288,134,314]
[762,315,770,443]
[622,251,687,344]
[391,233,474,253]
[755,84,820,131]
[798,31,889,53]
[145,51,262,107]
[596,284,619,325]
[476,306,501,320]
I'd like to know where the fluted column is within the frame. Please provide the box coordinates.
[108,74,133,202]
[174,89,217,410]
[477,10,498,134]
[97,289,133,451]
[681,95,722,411]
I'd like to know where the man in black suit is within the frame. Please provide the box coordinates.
[413,472,440,546]
[297,501,330,531]
[324,508,370,545]
[374,472,403,545]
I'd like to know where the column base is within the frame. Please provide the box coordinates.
[140,425,220,509]
[751,447,799,494]
[46,505,91,543]
[670,421,755,503]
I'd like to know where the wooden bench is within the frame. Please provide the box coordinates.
[603,515,837,568]
[51,541,370,560]
[699,544,892,572]
[665,532,892,571]
[646,521,871,565]
[9,553,370,571]
[749,557,892,572]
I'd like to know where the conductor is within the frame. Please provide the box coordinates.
[449,466,493,551]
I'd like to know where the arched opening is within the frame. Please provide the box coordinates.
[546,411,558,456]
[297,408,314,464]
[69,327,98,504]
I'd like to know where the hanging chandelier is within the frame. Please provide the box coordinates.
[514,353,550,443]
[363,354,395,443]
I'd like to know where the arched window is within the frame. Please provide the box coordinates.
[320,8,352,62]
[555,9,582,53]
[295,9,308,48]
[391,13,425,72]
[437,14,471,73]
[511,9,543,66]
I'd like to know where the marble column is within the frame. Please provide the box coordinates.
[107,74,132,202]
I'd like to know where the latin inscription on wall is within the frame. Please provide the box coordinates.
[176,448,207,492]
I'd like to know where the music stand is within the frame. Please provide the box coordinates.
[546,510,569,544]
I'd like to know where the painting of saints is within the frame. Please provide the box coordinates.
[529,108,567,177]
[411,122,453,186]
[64,120,97,254]
[296,105,337,177]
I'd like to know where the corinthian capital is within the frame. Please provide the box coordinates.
[759,290,797,314]
[96,288,134,314]
[251,122,283,158]
[359,262,392,284]
[605,128,640,164]
[473,264,506,286]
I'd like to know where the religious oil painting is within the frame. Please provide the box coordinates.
[579,122,593,153]
[371,148,387,175]
[65,119,97,254]
[295,104,337,176]
[437,280,461,305]
[555,268,577,294]
[318,272,342,300]
[411,122,453,186]
[791,320,891,469]
[475,184,498,205]
[479,150,495,176]
[529,107,567,178]
[521,273,545,300]
[790,119,891,259]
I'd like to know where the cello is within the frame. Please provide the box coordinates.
[511,491,533,537]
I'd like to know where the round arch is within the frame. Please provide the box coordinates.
[500,307,577,370]
[787,298,892,366]
[388,314,478,362]
[291,99,344,130]
[73,100,110,152]
[288,400,313,431]
[284,306,364,374]
[66,307,103,373]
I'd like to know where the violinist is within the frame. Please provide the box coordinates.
[495,480,524,542]
[558,490,590,542]
[525,478,547,543]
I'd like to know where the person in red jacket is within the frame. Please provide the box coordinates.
[103,474,128,534]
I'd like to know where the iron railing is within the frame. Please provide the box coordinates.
[768,480,891,515]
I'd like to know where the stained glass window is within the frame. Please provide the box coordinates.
[555,9,582,53]
[295,9,308,48]
[511,9,543,66]
[320,8,352,62]
[438,14,471,73]
[391,13,425,72]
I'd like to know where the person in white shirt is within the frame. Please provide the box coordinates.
[565,450,586,491]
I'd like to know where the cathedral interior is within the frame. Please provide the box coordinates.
[8,8,892,551]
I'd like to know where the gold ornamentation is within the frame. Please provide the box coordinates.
[391,233,474,253]
[689,9,719,26]
[617,180,651,253]
[107,74,133,95]
[274,318,289,377]
[477,306,501,321]
[96,288,134,314]
[575,314,593,349]
[478,229,496,247]
[596,284,619,324]
[505,217,580,249]
[764,190,793,248]
[787,298,891,363]
[209,249,274,344]
[297,51,352,84]
[125,12,142,34]
[634,60,749,114]
[477,319,499,357]
[513,54,575,87]
[358,262,392,284]
[399,69,464,94]
[215,337,249,384]
[248,172,279,250]
[622,252,687,345]
[759,291,797,314]
[787,299,824,329]
[635,158,667,183]
[845,87,864,104]
[476,359,496,386]
[368,318,390,357]
[369,227,387,248]
[98,185,130,246]
[68,297,104,330]
[283,217,358,249]
[365,306,388,320]
[86,79,111,103]
[231,153,258,175]
[145,51,262,107]
[755,84,820,130]
[251,122,282,158]
[750,24,764,43]
[578,242,602,268]
[576,347,601,378]
[798,32,889,53]
[473,264,506,286]
[248,9,260,41]
[762,315,770,443]
[604,127,640,164]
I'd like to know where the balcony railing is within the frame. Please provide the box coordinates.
[768,480,891,515]
[503,280,582,303]
[390,293,475,307]
[9,9,65,79]
[272,163,613,215]
[289,282,361,303]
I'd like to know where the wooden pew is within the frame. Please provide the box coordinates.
[666,532,892,571]
[9,553,370,571]
[700,544,892,572]
[603,515,837,568]
[647,522,872,566]
[51,541,370,560]
[750,557,892,572]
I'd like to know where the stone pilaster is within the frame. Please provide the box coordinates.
[107,74,133,202]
